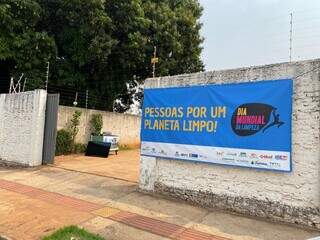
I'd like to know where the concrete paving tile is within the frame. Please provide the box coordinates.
[191,211,319,240]
[0,167,82,188]
[40,180,112,205]
[43,171,137,205]
[54,149,140,182]
[109,191,208,226]
[81,216,170,240]
[93,207,121,218]
[0,169,41,183]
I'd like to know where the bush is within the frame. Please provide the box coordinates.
[56,129,72,155]
[90,113,103,136]
[69,110,82,140]
[74,143,87,154]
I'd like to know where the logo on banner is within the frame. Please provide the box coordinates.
[275,155,288,160]
[250,153,259,159]
[189,153,199,158]
[260,154,273,159]
[239,152,247,157]
[231,103,285,136]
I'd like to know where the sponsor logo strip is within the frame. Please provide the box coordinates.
[141,141,291,172]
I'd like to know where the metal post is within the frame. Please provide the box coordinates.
[45,62,50,90]
[152,46,157,78]
[73,92,78,107]
[85,89,88,109]
[9,77,13,94]
[289,13,293,62]
[22,78,26,92]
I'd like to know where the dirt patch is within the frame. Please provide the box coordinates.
[0,159,30,169]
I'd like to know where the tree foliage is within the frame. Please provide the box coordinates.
[39,0,116,89]
[0,0,204,111]
[0,0,56,87]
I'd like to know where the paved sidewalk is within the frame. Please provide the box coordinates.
[0,179,230,240]
[54,149,140,182]
[0,166,318,240]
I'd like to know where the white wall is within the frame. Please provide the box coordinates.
[0,90,47,166]
[58,106,141,148]
[139,59,320,228]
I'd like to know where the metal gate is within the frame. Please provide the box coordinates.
[42,94,60,164]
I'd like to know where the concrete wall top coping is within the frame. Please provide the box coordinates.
[145,58,320,87]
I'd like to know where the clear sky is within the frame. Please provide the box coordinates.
[199,0,320,71]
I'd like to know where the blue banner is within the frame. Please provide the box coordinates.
[141,79,293,172]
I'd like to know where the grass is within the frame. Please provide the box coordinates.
[42,226,104,240]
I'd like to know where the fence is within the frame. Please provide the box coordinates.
[47,84,111,111]
[0,80,113,111]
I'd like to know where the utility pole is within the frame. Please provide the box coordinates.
[289,12,293,62]
[151,46,158,78]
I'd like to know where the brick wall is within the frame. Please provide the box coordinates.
[139,59,320,228]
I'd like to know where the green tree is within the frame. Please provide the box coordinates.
[39,0,116,91]
[44,0,204,111]
[113,0,204,111]
[0,0,56,88]
[100,0,151,108]
[1,0,204,111]
[143,0,204,76]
